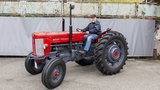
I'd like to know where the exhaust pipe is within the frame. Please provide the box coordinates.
[69,4,75,56]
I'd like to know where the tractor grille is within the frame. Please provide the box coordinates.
[35,39,44,56]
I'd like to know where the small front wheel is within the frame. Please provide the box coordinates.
[41,58,66,89]
[25,52,45,75]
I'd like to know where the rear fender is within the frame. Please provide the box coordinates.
[95,28,112,42]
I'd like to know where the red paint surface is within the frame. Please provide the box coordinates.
[114,52,119,57]
[32,31,86,55]
[53,71,59,76]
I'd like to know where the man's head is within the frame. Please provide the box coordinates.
[90,14,97,22]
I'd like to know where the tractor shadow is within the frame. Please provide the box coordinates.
[56,62,125,90]
[66,62,124,77]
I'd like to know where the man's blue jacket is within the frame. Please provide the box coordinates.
[81,20,101,35]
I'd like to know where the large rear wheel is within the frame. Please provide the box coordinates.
[95,31,128,75]
[41,58,66,89]
[25,52,45,75]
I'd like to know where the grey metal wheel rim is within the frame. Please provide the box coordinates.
[51,65,63,83]
[105,39,125,68]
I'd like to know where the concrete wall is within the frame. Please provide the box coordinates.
[0,1,159,18]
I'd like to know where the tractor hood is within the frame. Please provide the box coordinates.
[32,31,86,56]
[33,31,86,39]
[32,31,86,43]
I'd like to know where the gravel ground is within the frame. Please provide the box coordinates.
[0,57,160,90]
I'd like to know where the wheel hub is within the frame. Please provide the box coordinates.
[51,66,63,82]
[53,71,59,76]
[114,51,119,57]
[107,45,121,63]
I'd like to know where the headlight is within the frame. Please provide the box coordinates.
[43,44,48,49]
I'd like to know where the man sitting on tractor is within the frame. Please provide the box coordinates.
[77,14,101,54]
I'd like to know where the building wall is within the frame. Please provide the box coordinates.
[0,1,159,19]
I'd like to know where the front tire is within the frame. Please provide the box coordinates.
[41,58,66,89]
[25,53,45,75]
[95,31,128,75]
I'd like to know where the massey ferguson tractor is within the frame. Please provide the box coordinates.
[25,4,128,89]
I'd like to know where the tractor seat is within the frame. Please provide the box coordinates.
[91,29,111,43]
[92,38,98,43]
[92,34,102,43]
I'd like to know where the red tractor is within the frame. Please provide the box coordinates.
[25,4,128,89]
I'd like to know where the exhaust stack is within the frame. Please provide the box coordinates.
[69,4,75,56]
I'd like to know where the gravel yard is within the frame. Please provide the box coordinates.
[0,57,160,90]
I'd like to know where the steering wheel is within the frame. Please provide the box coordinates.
[76,28,81,32]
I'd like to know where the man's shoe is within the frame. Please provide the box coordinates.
[78,50,87,56]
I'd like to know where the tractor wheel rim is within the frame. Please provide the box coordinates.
[105,39,125,68]
[108,45,121,62]
[51,65,63,83]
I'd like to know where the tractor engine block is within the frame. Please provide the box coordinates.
[50,42,83,53]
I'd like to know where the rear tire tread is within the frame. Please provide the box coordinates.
[94,31,128,75]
